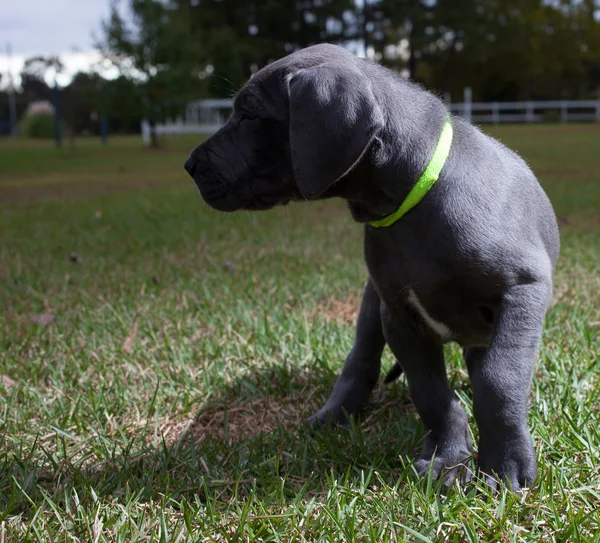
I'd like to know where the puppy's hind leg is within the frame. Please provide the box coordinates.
[308,279,385,428]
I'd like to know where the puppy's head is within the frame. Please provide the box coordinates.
[184,44,384,212]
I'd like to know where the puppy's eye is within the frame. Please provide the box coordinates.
[241,113,258,121]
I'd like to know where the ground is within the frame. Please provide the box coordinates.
[0,126,599,542]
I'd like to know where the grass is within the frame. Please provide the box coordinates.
[0,125,599,542]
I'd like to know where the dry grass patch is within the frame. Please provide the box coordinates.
[147,396,312,448]
[313,295,361,325]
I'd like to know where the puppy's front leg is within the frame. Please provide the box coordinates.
[467,280,551,491]
[381,303,472,482]
[308,279,385,428]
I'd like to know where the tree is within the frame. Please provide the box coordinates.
[100,0,357,112]
[375,0,600,100]
[170,0,355,96]
[20,56,64,104]
[61,72,105,137]
[99,0,203,146]
[103,76,145,134]
[98,0,600,125]
[434,0,600,100]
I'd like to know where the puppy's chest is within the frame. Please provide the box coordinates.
[365,245,495,346]
[368,256,451,337]
[364,238,434,301]
[405,288,452,340]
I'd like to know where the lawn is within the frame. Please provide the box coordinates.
[0,125,599,542]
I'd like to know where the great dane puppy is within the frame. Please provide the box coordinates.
[184,44,559,491]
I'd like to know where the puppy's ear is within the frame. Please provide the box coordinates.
[287,64,384,198]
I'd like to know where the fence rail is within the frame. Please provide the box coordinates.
[144,97,600,142]
[448,99,600,124]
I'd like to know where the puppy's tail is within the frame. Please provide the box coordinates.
[383,361,404,384]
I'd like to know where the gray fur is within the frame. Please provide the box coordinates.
[184,44,560,491]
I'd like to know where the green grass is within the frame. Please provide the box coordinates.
[0,125,599,542]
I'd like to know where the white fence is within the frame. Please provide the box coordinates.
[143,95,600,142]
[141,99,234,143]
[449,99,600,124]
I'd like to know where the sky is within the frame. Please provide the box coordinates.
[0,0,117,87]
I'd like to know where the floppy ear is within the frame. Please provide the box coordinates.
[287,64,384,198]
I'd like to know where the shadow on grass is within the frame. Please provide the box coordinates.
[1,364,425,513]
[107,364,422,497]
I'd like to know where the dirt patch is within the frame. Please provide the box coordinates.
[147,395,314,447]
[313,296,361,325]
[142,385,411,450]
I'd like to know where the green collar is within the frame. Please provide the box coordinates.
[369,116,453,228]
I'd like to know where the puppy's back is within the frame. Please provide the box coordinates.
[437,116,559,278]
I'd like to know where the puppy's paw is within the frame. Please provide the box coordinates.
[478,432,538,492]
[414,450,473,486]
[306,407,351,431]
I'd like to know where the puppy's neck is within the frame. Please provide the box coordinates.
[331,84,449,225]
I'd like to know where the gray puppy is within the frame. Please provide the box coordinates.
[184,44,559,491]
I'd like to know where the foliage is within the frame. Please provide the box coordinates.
[98,0,205,145]
[357,0,600,100]
[18,113,65,139]
[95,0,600,106]
[179,0,355,95]
[8,0,600,137]
[20,56,64,104]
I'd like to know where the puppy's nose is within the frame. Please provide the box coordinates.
[184,156,197,176]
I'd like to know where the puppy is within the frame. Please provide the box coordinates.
[184,44,559,491]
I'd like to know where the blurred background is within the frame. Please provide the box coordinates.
[1,0,599,144]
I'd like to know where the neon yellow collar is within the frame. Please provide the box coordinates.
[369,116,453,228]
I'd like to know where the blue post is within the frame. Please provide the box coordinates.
[100,119,108,146]
[100,81,108,145]
[52,84,62,147]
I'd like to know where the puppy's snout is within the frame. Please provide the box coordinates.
[184,156,198,177]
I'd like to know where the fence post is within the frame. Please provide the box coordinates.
[463,87,472,123]
[492,102,499,124]
[141,120,151,145]
[526,102,534,123]
[561,101,568,123]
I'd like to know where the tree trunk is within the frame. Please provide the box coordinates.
[408,18,417,80]
[149,120,159,149]
[363,0,371,56]
[69,126,76,150]
[440,38,457,95]
[408,0,420,80]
